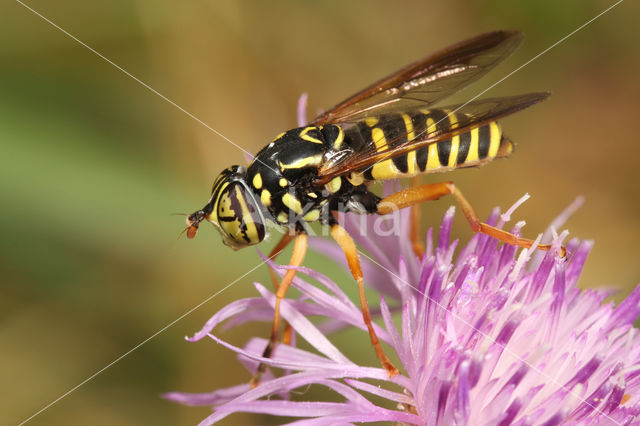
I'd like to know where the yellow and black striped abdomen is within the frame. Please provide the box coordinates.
[347,110,512,182]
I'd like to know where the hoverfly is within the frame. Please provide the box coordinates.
[186,31,555,385]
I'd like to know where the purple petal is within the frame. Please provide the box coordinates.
[204,400,356,424]
[495,317,520,346]
[497,398,522,426]
[162,382,249,406]
[344,379,414,405]
[171,192,640,425]
[455,360,471,425]
[526,248,555,303]
[608,286,640,331]
[297,92,308,127]
[566,240,593,287]
[436,380,452,424]
[438,207,455,253]
[569,375,613,420]
[530,195,585,268]
[603,382,626,414]
[540,411,565,426]
[547,259,566,343]
[565,354,603,388]
[187,297,269,342]
[204,374,418,424]
[379,297,404,366]
[282,410,421,425]
[253,283,352,364]
[308,237,401,299]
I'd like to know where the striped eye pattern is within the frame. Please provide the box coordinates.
[213,179,266,250]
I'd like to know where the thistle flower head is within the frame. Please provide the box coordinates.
[166,196,640,425]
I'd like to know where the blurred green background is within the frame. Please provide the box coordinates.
[1,0,639,424]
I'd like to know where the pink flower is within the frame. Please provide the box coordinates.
[165,195,640,425]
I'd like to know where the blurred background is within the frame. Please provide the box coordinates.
[1,0,638,424]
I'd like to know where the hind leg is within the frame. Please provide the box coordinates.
[377,181,564,255]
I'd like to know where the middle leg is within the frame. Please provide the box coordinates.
[409,175,425,258]
[330,222,399,377]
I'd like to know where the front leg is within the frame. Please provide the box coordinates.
[250,232,308,388]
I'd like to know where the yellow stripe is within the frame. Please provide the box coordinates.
[234,189,259,243]
[426,117,437,135]
[406,151,417,175]
[371,159,399,180]
[372,127,388,152]
[402,113,415,141]
[211,175,227,200]
[333,126,344,149]
[447,111,458,129]
[488,122,501,158]
[426,143,440,171]
[365,117,379,127]
[282,193,303,214]
[447,112,459,168]
[466,127,480,163]
[209,181,229,224]
[448,135,460,168]
[299,126,323,144]
[279,153,323,170]
[402,113,417,175]
[426,117,441,171]
[218,194,234,218]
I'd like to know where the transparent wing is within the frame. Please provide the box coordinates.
[314,92,549,184]
[311,30,524,125]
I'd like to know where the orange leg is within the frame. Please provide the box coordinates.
[377,182,565,256]
[330,224,399,377]
[267,232,296,346]
[250,233,308,388]
[267,232,295,291]
[409,176,425,258]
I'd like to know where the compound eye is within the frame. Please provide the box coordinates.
[216,182,266,248]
